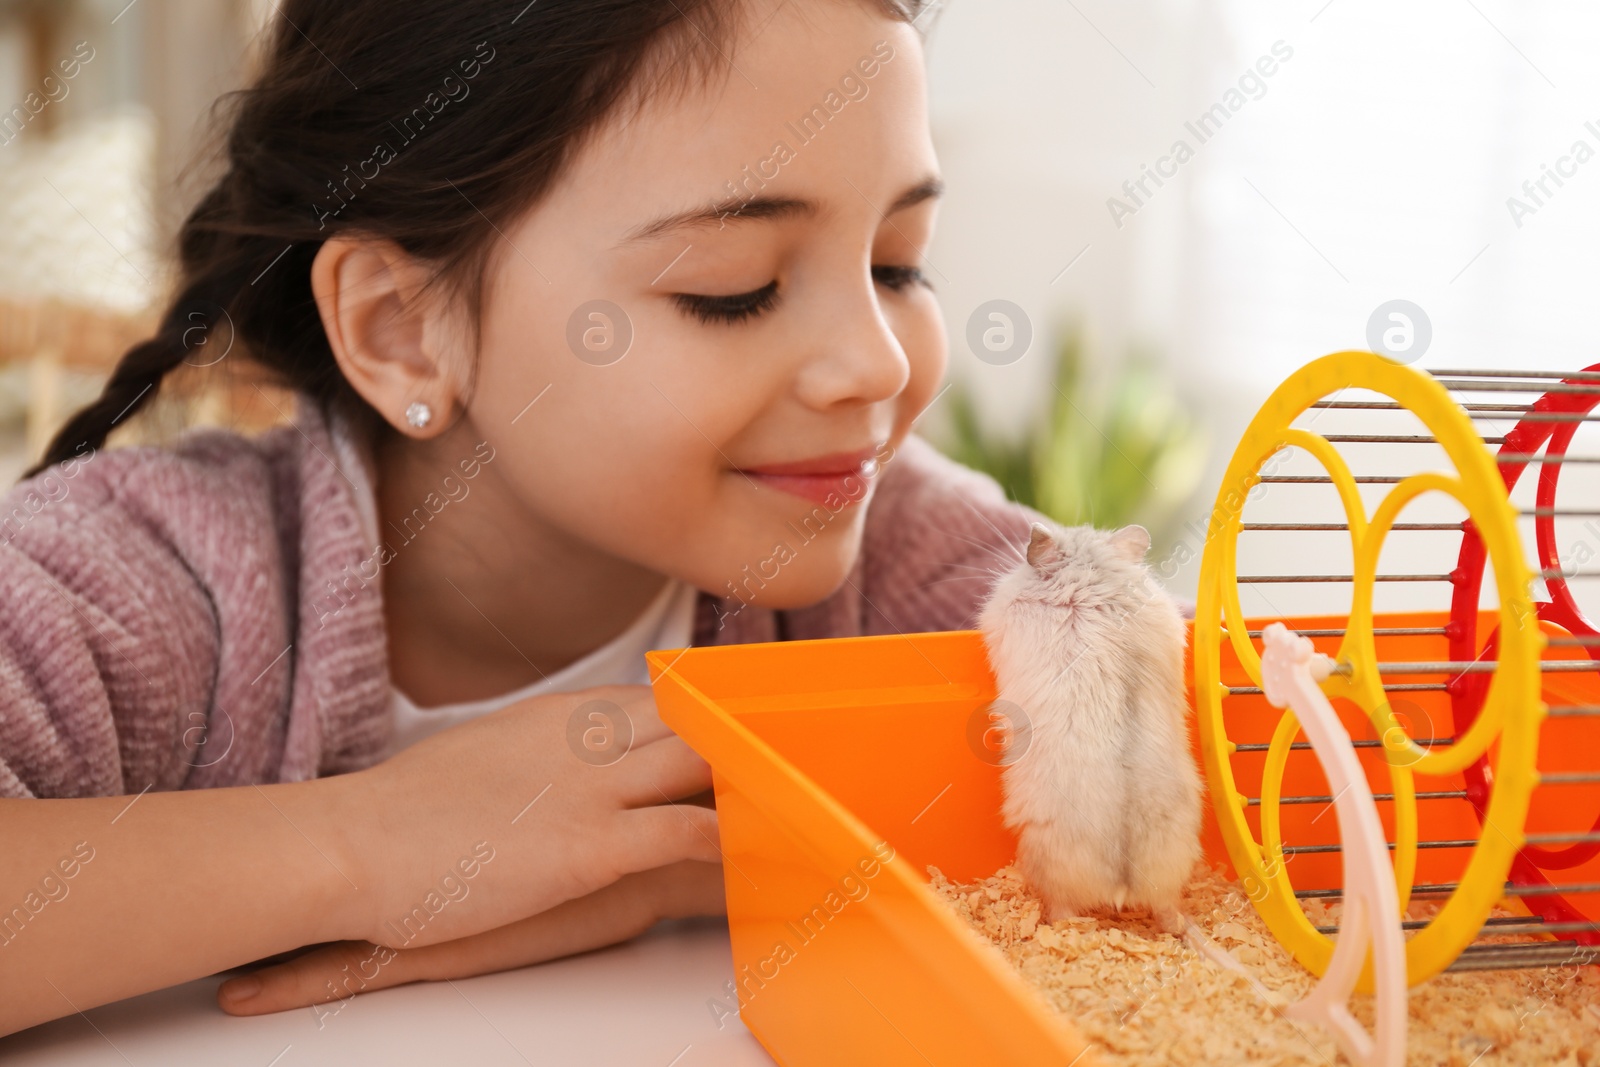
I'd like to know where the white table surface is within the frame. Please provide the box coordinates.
[0,917,777,1066]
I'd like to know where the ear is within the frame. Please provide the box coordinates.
[1110,524,1151,562]
[311,236,469,438]
[1025,522,1063,571]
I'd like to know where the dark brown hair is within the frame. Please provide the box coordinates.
[29,0,926,476]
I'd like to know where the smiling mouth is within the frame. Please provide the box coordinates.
[735,448,882,506]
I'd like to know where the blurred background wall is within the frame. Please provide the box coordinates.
[1,0,1597,612]
[0,0,265,485]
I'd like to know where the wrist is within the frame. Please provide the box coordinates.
[282,767,384,944]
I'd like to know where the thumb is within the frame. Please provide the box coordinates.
[217,940,421,1018]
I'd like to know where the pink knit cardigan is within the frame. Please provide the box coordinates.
[0,400,1046,799]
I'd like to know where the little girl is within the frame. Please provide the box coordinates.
[0,0,1047,1034]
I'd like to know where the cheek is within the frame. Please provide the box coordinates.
[468,311,745,562]
[509,376,720,517]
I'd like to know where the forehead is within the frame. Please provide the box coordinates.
[546,3,931,234]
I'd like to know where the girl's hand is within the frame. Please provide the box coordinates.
[307,684,722,955]
[217,858,726,1016]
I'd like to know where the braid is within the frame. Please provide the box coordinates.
[25,176,267,477]
[27,287,226,477]
[25,157,334,478]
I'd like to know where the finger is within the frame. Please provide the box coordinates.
[217,940,424,1017]
[679,785,716,809]
[384,864,721,981]
[612,801,724,873]
[409,873,664,975]
[563,684,676,747]
[396,862,723,972]
[654,859,728,920]
[606,733,714,807]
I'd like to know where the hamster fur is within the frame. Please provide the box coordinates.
[977,520,1203,930]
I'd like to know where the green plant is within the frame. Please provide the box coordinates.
[935,323,1207,548]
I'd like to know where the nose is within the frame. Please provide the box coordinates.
[790,271,911,412]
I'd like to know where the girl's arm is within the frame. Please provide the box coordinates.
[213,857,726,1018]
[0,775,365,1035]
[0,684,720,1038]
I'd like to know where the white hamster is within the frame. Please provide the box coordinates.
[977,519,1203,931]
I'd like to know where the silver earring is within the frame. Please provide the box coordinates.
[405,402,433,429]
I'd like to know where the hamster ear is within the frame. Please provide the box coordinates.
[1111,524,1151,562]
[1025,522,1063,571]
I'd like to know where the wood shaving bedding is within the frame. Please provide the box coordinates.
[928,864,1600,1066]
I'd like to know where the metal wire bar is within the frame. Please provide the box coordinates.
[1280,834,1600,855]
[1313,915,1593,936]
[1308,400,1600,421]
[1547,705,1600,717]
[1549,637,1600,647]
[1493,454,1600,464]
[1239,570,1597,582]
[1259,475,1408,483]
[1237,574,1452,583]
[1457,939,1600,956]
[1433,379,1600,395]
[1527,832,1600,844]
[1428,368,1600,382]
[1312,400,1529,411]
[1501,882,1600,897]
[1317,433,1508,445]
[1296,885,1421,899]
[1226,683,1449,694]
[1447,945,1600,972]
[1295,881,1600,899]
[1522,508,1600,517]
[1280,840,1480,855]
[1323,660,1600,675]
[1286,831,1600,857]
[1244,790,1466,807]
[1459,920,1600,934]
[1541,771,1600,784]
[1486,412,1600,422]
[1243,627,1449,637]
[1231,737,1455,753]
[1240,523,1463,531]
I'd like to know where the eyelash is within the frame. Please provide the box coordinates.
[673,281,780,325]
[873,264,929,293]
[672,265,931,325]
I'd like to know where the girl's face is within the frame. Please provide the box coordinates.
[462,0,942,610]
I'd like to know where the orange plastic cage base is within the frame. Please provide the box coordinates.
[646,611,1600,1066]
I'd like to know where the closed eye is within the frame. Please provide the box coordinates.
[673,281,780,324]
[672,264,930,326]
[873,264,930,292]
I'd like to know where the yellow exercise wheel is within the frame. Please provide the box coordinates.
[1193,350,1544,988]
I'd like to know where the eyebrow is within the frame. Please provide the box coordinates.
[620,175,944,245]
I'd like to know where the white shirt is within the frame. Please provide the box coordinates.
[322,405,700,761]
[382,576,699,758]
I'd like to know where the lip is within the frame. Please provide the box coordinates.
[740,446,881,477]
[737,445,882,506]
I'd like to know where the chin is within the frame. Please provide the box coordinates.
[701,523,865,612]
[756,561,858,611]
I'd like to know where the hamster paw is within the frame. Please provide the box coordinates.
[1041,898,1085,926]
[1153,905,1188,937]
